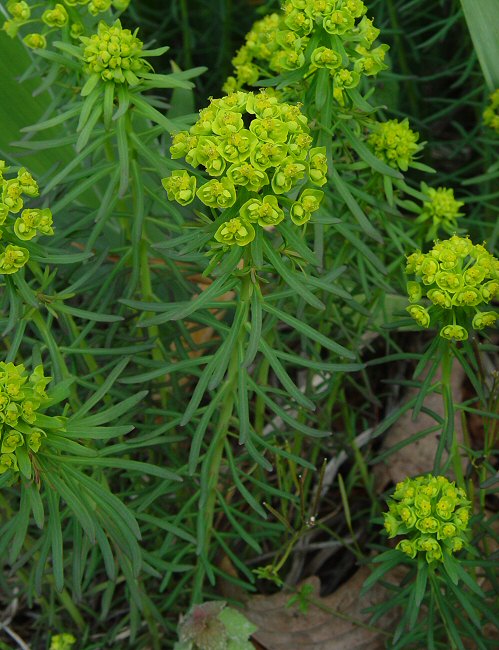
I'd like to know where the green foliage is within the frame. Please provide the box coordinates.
[0,0,497,648]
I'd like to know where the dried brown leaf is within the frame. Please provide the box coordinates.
[244,567,404,650]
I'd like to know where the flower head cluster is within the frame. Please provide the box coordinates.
[223,0,389,105]
[483,89,499,134]
[0,362,53,475]
[81,20,150,84]
[415,183,464,241]
[2,0,130,48]
[405,235,499,340]
[368,119,422,171]
[0,161,54,276]
[223,14,285,92]
[163,90,326,248]
[50,634,76,650]
[384,475,471,563]
[2,0,32,37]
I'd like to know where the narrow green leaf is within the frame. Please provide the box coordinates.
[415,561,428,606]
[119,356,210,384]
[339,123,402,179]
[258,338,315,411]
[263,239,325,310]
[116,114,130,197]
[262,301,355,359]
[217,490,262,552]
[188,390,225,474]
[25,481,44,529]
[103,81,115,129]
[134,276,238,325]
[330,167,382,242]
[277,221,320,266]
[136,513,196,545]
[21,106,81,133]
[333,222,387,274]
[64,466,141,540]
[208,301,246,389]
[76,103,103,152]
[43,467,96,543]
[130,94,176,131]
[243,290,262,368]
[57,456,181,481]
[69,390,147,427]
[16,446,32,478]
[95,525,116,581]
[249,378,328,437]
[180,355,220,426]
[42,134,108,193]
[68,357,129,419]
[225,442,267,518]
[53,303,123,322]
[47,489,64,592]
[237,346,250,445]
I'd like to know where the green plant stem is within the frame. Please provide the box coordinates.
[254,333,271,435]
[192,276,251,602]
[192,363,237,603]
[439,343,464,487]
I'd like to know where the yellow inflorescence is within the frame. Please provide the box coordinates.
[0,362,52,475]
[483,89,499,134]
[223,0,388,105]
[2,0,131,46]
[0,161,54,276]
[81,20,149,84]
[162,90,327,248]
[416,184,464,240]
[368,119,421,171]
[384,475,471,563]
[50,634,76,650]
[405,235,499,340]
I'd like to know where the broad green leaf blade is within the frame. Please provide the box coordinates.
[460,0,499,88]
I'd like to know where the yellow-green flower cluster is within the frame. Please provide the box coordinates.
[415,183,464,241]
[223,0,389,106]
[50,634,76,650]
[81,20,150,84]
[405,235,499,341]
[163,90,326,248]
[0,161,54,276]
[2,1,31,37]
[223,14,286,92]
[2,0,130,48]
[0,362,52,475]
[483,89,499,134]
[384,475,471,563]
[368,119,422,171]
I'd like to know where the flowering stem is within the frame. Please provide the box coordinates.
[192,275,251,602]
[30,309,69,382]
[437,342,464,487]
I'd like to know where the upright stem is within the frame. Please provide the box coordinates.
[192,276,250,602]
[439,343,464,486]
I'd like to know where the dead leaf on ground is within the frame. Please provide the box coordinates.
[374,364,466,490]
[244,566,404,650]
